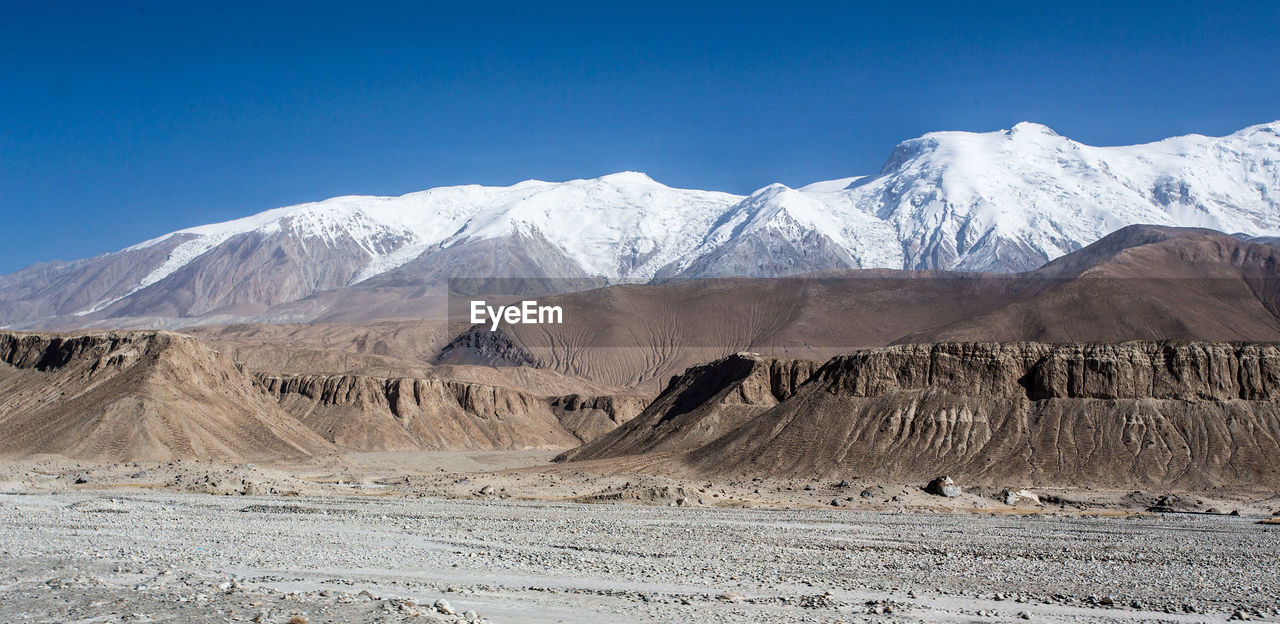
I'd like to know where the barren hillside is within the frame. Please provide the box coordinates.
[0,330,333,462]
[562,343,1280,490]
[557,353,820,461]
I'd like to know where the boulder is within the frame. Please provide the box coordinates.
[1001,488,1040,506]
[926,476,962,497]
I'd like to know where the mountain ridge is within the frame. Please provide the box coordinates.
[4,121,1280,329]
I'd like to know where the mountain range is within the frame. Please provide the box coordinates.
[3,121,1279,329]
[433,225,1280,389]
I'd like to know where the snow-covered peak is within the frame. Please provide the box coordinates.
[842,121,1280,270]
[590,171,662,186]
[124,172,743,289]
[15,120,1280,326]
[1008,121,1060,137]
[679,179,904,273]
[108,120,1280,293]
[736,184,846,240]
[1220,120,1280,139]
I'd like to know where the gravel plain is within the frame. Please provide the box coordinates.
[3,485,1280,624]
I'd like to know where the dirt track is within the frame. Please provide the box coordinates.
[3,489,1279,623]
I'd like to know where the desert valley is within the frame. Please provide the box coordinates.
[4,123,1280,623]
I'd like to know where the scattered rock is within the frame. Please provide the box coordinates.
[926,476,962,498]
[434,598,456,615]
[1002,489,1040,506]
[479,485,494,496]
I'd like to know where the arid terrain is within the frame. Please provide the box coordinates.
[4,226,1280,622]
[2,453,1280,623]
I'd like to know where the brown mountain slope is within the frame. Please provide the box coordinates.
[901,225,1280,343]
[186,320,452,375]
[254,372,643,451]
[436,273,1021,391]
[0,237,192,328]
[0,330,334,462]
[556,353,820,462]
[623,342,1280,490]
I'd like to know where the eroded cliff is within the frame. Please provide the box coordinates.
[255,372,642,451]
[556,342,1280,490]
[687,342,1280,489]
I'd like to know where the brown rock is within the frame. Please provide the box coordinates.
[254,371,642,451]
[0,330,333,462]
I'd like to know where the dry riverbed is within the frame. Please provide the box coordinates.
[2,484,1280,624]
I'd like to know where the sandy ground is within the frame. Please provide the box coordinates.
[2,453,1279,623]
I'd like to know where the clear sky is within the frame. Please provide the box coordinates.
[2,1,1278,273]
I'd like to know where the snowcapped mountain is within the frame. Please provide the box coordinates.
[849,121,1280,271]
[3,121,1279,328]
[128,170,740,284]
[0,173,740,326]
[677,120,1280,276]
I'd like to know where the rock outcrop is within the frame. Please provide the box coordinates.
[556,353,822,462]
[254,372,642,451]
[560,342,1280,491]
[685,342,1280,489]
[0,330,334,462]
[546,394,648,445]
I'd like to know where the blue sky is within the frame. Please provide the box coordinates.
[2,1,1278,273]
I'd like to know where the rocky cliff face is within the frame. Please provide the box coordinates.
[557,353,822,462]
[255,372,642,451]
[546,394,648,445]
[554,342,1280,490]
[683,342,1280,489]
[813,342,1280,401]
[0,330,334,462]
